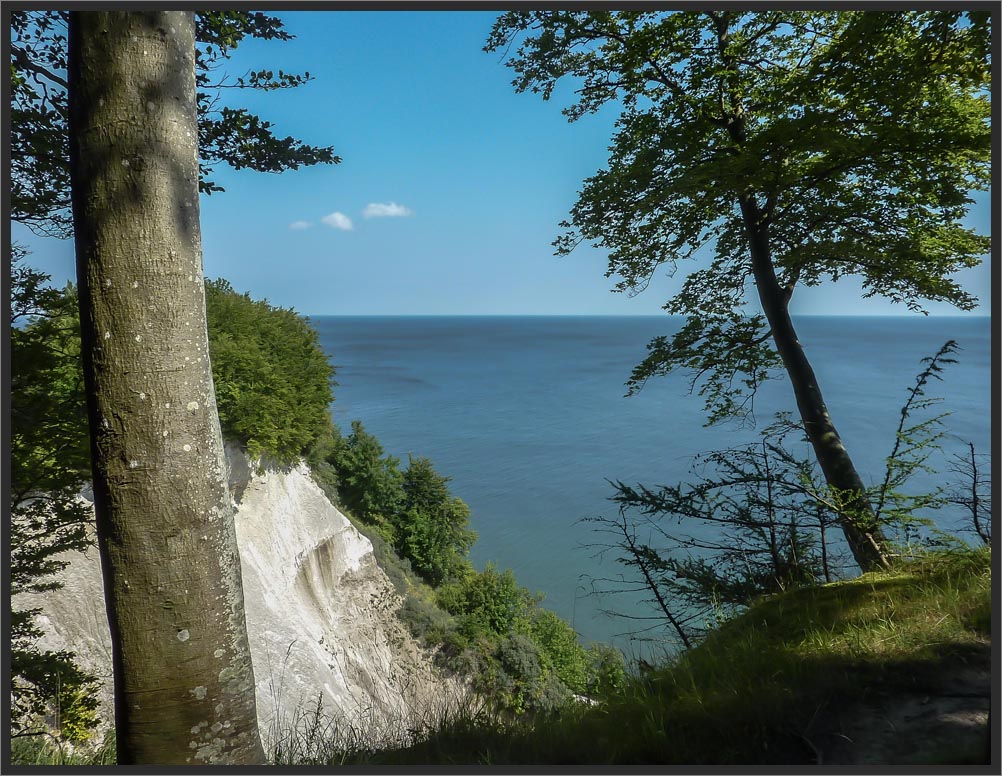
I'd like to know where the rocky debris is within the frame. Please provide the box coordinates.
[13,444,465,752]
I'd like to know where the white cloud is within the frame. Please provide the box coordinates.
[321,211,354,231]
[363,202,414,218]
[289,220,313,230]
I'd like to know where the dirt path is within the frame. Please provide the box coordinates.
[808,641,992,766]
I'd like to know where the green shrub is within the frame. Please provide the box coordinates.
[491,633,571,714]
[585,643,628,697]
[326,421,405,528]
[527,609,590,695]
[397,593,459,646]
[394,457,477,585]
[438,563,537,642]
[434,563,620,713]
[204,278,334,464]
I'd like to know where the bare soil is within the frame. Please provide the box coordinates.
[805,640,992,766]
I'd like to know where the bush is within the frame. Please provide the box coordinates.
[585,643,628,697]
[434,563,619,713]
[394,457,477,585]
[397,593,459,646]
[527,609,590,695]
[326,421,405,528]
[490,633,571,714]
[438,563,537,642]
[204,278,334,464]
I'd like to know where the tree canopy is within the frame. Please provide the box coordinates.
[487,10,989,422]
[204,278,335,464]
[487,10,990,571]
[11,10,339,237]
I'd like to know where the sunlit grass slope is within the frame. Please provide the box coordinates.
[351,546,991,766]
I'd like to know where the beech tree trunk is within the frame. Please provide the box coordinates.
[68,12,265,764]
[739,198,891,573]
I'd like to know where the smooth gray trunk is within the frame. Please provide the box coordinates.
[739,197,891,573]
[712,15,890,574]
[68,11,265,764]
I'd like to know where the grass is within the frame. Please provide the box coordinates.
[342,545,992,766]
[8,731,116,766]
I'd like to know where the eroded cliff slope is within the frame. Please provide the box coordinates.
[15,445,463,751]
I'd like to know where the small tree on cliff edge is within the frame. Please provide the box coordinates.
[487,11,990,572]
[69,12,264,763]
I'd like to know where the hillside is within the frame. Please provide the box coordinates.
[11,457,992,766]
[12,444,465,758]
[354,547,991,766]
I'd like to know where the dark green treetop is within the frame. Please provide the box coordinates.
[331,420,407,526]
[397,456,477,585]
[204,278,335,464]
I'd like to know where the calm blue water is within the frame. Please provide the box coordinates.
[310,316,992,655]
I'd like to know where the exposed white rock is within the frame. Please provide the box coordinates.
[13,445,464,752]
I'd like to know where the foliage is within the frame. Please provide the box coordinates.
[589,420,840,648]
[489,633,572,714]
[438,564,537,643]
[589,344,977,649]
[10,610,101,743]
[10,274,335,467]
[488,10,989,572]
[396,593,459,647]
[584,643,628,697]
[526,609,591,695]
[868,340,957,539]
[9,12,72,237]
[10,10,339,237]
[321,428,478,586]
[204,278,334,464]
[487,11,989,422]
[9,252,90,510]
[396,457,478,585]
[9,252,97,740]
[435,563,606,714]
[326,421,406,528]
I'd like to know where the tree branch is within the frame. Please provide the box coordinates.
[11,44,68,89]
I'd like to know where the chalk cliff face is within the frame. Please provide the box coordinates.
[15,445,462,751]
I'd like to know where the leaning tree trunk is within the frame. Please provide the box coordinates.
[68,11,265,764]
[739,198,891,573]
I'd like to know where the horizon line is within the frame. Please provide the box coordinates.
[302,312,992,318]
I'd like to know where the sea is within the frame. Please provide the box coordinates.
[309,315,992,656]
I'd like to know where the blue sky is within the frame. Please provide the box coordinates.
[12,11,992,316]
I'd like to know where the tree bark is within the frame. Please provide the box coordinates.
[68,11,265,764]
[711,18,887,573]
[739,197,891,573]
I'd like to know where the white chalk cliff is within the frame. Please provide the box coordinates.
[14,445,463,750]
